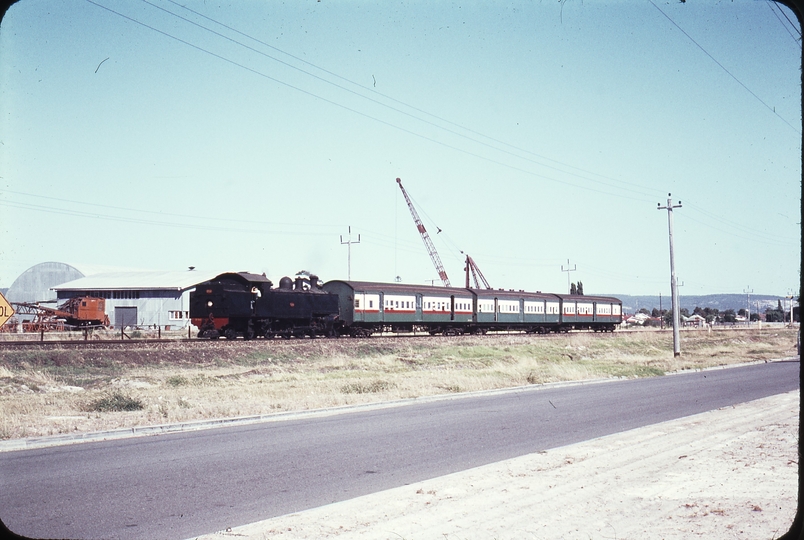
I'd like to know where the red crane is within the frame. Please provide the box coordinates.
[396,178,450,287]
[464,254,491,289]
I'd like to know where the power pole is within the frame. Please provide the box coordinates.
[561,259,577,294]
[744,286,754,326]
[659,292,663,330]
[787,290,795,327]
[658,194,682,357]
[340,226,360,281]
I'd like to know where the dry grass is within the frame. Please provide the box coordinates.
[0,327,798,440]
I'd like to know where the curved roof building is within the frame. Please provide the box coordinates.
[5,262,84,303]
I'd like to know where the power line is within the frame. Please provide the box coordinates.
[86,0,664,204]
[72,1,802,252]
[0,188,341,229]
[648,0,800,134]
[161,0,665,201]
[766,0,801,44]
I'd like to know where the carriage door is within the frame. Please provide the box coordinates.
[494,298,499,322]
[353,293,364,323]
[450,295,455,321]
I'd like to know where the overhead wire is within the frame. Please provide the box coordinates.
[648,0,801,134]
[88,0,664,203]
[160,0,667,201]
[766,0,801,44]
[78,0,802,265]
[0,188,341,229]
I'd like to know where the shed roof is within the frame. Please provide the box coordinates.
[53,270,225,292]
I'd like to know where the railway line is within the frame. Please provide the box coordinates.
[0,326,734,351]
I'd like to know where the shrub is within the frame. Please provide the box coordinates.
[89,392,144,412]
[166,375,188,387]
[340,380,394,394]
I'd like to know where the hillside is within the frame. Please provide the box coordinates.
[607,293,791,314]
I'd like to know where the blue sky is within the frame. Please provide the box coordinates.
[0,0,800,297]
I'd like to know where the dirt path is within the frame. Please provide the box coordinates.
[193,390,798,540]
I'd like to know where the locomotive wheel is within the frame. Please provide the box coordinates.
[243,328,256,340]
[224,328,238,340]
[263,331,275,339]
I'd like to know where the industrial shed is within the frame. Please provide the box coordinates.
[53,269,221,329]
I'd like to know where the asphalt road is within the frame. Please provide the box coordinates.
[1,360,798,540]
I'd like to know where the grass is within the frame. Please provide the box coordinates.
[0,327,798,440]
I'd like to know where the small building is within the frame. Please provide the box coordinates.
[53,269,221,328]
[683,314,707,327]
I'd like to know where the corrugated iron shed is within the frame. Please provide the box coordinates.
[53,270,224,292]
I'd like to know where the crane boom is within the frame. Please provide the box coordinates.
[464,254,491,289]
[396,178,450,287]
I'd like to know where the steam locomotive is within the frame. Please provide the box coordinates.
[189,272,622,339]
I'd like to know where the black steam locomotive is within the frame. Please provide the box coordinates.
[190,272,623,339]
[190,272,341,340]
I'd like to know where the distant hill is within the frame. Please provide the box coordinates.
[606,293,792,314]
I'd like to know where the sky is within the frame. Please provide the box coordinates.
[0,0,800,298]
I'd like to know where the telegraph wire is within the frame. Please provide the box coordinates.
[649,0,800,134]
[86,0,659,204]
[684,200,799,245]
[82,1,801,252]
[160,0,666,201]
[678,210,799,248]
[136,0,664,201]
[766,0,801,44]
[0,199,340,236]
[0,188,341,229]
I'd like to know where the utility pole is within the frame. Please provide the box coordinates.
[743,286,753,326]
[659,292,663,330]
[787,290,795,327]
[561,259,577,294]
[658,194,682,357]
[340,226,360,281]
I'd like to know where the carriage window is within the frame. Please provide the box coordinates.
[355,299,360,308]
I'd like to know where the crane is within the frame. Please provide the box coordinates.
[464,254,491,289]
[396,178,450,287]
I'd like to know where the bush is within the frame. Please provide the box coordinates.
[166,375,188,387]
[340,380,394,394]
[89,392,144,412]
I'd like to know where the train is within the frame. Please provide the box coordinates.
[189,272,622,339]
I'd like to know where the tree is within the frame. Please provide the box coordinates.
[570,283,577,295]
[738,308,746,317]
[722,309,736,323]
[577,281,584,295]
[765,306,785,323]
[651,308,660,318]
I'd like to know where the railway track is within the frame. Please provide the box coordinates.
[0,329,647,350]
